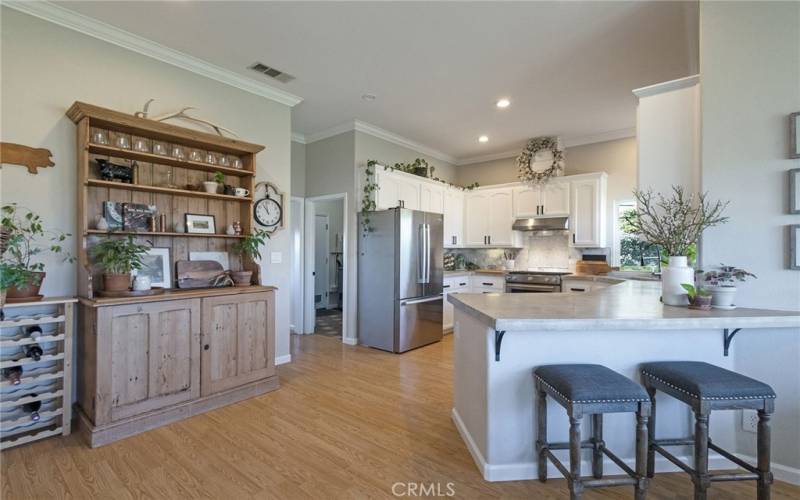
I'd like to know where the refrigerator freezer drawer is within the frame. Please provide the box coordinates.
[397,295,443,352]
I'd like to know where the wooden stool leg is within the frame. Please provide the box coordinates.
[693,411,710,500]
[591,413,603,479]
[645,386,657,478]
[535,387,548,482]
[757,409,773,500]
[635,402,650,500]
[569,414,583,500]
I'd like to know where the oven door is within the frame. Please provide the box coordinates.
[505,283,560,293]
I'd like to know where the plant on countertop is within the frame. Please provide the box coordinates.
[681,283,713,310]
[361,159,480,234]
[704,265,757,287]
[621,186,729,257]
[90,234,150,292]
[1,204,74,298]
[229,229,270,287]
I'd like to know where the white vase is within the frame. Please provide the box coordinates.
[707,285,737,309]
[95,216,109,231]
[202,181,219,194]
[661,256,695,306]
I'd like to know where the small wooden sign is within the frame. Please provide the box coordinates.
[0,143,54,174]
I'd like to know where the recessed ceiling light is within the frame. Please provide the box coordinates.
[361,94,376,102]
[496,98,510,108]
[478,135,489,143]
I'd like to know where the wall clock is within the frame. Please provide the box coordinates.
[253,181,284,233]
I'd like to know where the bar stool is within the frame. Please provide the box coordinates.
[534,364,651,500]
[640,361,775,500]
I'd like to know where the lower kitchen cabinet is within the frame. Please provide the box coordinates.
[77,287,278,447]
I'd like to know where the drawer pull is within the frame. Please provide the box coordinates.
[570,288,586,292]
[459,282,467,286]
[204,344,210,350]
[482,282,493,286]
[443,285,450,289]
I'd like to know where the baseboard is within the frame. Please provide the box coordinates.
[736,453,800,485]
[275,354,292,365]
[342,337,358,346]
[451,407,733,482]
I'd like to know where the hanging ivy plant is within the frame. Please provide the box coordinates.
[360,159,479,235]
[517,136,564,185]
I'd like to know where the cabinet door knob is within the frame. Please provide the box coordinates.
[204,344,210,351]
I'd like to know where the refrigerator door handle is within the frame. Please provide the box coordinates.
[425,223,432,283]
[400,294,443,306]
[418,223,426,283]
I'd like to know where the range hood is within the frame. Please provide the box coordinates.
[512,216,569,232]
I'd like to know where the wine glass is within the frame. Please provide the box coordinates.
[205,152,217,165]
[115,135,130,149]
[92,130,108,145]
[171,146,185,160]
[218,155,230,167]
[153,142,167,156]
[189,149,203,162]
[133,138,149,153]
[231,157,243,169]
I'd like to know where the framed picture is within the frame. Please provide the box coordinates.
[790,168,800,214]
[791,225,800,270]
[791,112,800,159]
[185,213,216,234]
[136,247,172,288]
[190,251,230,270]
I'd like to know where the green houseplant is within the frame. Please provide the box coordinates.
[230,229,270,287]
[703,264,757,309]
[680,283,713,310]
[1,204,73,301]
[90,235,150,292]
[203,171,226,194]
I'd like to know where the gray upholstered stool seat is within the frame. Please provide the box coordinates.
[640,361,776,401]
[535,364,650,405]
[640,361,775,500]
[533,364,651,500]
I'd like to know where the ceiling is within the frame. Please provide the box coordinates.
[56,1,698,163]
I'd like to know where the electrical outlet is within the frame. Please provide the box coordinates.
[742,410,758,433]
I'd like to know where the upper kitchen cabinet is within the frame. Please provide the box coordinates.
[464,187,515,247]
[570,173,607,248]
[513,180,570,217]
[443,188,464,248]
[419,182,444,214]
[374,169,420,210]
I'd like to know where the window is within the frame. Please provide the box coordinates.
[614,201,660,272]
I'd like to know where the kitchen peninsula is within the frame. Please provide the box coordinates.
[448,280,800,482]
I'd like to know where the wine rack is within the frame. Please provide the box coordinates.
[0,297,75,450]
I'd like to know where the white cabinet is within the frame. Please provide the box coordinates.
[420,183,444,214]
[469,274,506,293]
[562,279,594,293]
[465,188,514,247]
[374,170,420,210]
[570,174,607,248]
[443,274,470,331]
[396,177,420,210]
[443,188,464,248]
[513,181,569,217]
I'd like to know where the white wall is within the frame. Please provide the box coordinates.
[699,1,800,477]
[0,8,295,362]
[354,131,457,183]
[291,140,306,197]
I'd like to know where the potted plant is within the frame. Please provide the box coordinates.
[1,204,73,301]
[90,235,150,292]
[230,229,270,287]
[621,186,729,306]
[681,283,713,310]
[703,265,757,309]
[203,171,225,194]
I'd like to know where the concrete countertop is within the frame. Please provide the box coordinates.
[562,275,626,285]
[447,279,800,332]
[444,269,508,277]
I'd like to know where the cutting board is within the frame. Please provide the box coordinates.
[176,260,225,289]
[575,260,612,275]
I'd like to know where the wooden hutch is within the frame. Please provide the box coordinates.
[67,102,278,447]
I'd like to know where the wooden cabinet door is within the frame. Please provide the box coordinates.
[375,170,399,210]
[96,299,201,424]
[464,192,489,246]
[571,177,602,247]
[487,189,514,246]
[513,186,541,217]
[443,189,463,247]
[543,181,570,215]
[201,291,275,396]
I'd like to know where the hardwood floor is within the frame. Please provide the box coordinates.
[2,334,798,499]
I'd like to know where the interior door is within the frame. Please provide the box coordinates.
[201,292,275,396]
[314,215,329,309]
[100,299,201,423]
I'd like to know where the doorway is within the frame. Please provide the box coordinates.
[304,194,348,340]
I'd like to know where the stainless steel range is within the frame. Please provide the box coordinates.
[505,270,572,293]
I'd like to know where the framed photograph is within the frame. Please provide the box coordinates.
[790,168,800,214]
[791,225,800,270]
[136,247,172,288]
[190,251,230,270]
[791,112,800,159]
[185,213,216,234]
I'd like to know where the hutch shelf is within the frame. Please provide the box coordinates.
[66,102,278,447]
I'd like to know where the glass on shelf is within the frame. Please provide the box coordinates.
[92,130,108,145]
[231,157,243,169]
[115,135,130,149]
[189,149,203,162]
[133,138,149,153]
[153,142,167,156]
[205,152,217,165]
[218,155,230,167]
[171,146,185,160]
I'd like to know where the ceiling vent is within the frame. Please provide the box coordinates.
[248,62,295,83]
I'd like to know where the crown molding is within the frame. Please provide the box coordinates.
[291,132,306,144]
[632,74,700,98]
[454,149,520,166]
[4,1,303,107]
[304,121,357,144]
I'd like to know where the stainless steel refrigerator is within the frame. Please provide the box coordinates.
[357,208,443,353]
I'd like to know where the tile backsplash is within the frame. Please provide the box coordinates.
[445,232,583,271]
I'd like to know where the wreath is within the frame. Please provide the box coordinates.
[517,136,564,185]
